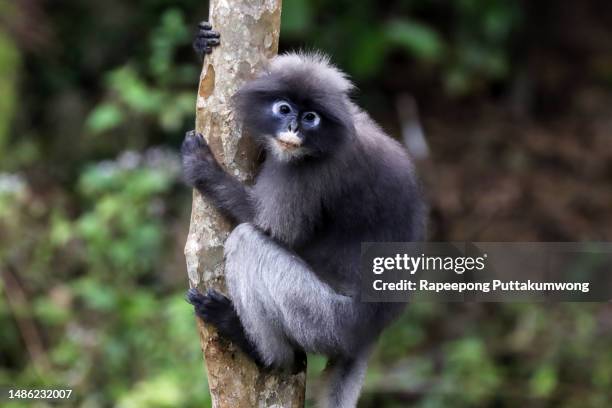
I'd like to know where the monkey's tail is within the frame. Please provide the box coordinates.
[318,350,371,408]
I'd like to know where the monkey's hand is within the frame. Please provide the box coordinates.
[181,130,224,189]
[193,22,220,59]
[181,130,255,223]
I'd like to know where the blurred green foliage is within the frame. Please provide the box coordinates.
[0,0,611,407]
[1,151,210,407]
[282,0,520,93]
[87,9,198,134]
[76,151,178,275]
[0,20,20,158]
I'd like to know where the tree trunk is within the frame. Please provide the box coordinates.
[184,1,306,407]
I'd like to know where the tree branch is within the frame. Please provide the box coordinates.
[184,1,306,406]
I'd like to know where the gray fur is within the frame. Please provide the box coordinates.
[267,51,355,94]
[320,350,371,408]
[184,52,426,408]
[225,223,354,366]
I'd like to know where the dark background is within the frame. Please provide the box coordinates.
[1,0,611,406]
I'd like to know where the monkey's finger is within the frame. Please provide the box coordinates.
[207,289,231,304]
[196,302,226,321]
[184,130,208,142]
[197,30,220,38]
[187,287,202,297]
[182,130,206,147]
[199,21,212,30]
[201,296,231,315]
[192,303,216,320]
[186,288,205,305]
[205,38,220,46]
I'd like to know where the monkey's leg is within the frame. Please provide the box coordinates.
[224,223,361,366]
[225,224,371,406]
[181,131,254,223]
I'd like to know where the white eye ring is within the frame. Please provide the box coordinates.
[272,101,292,115]
[302,111,320,126]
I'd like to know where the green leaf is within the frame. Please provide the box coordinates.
[117,374,184,408]
[386,20,445,62]
[74,278,119,312]
[530,365,558,397]
[149,9,189,81]
[108,67,163,113]
[86,103,124,133]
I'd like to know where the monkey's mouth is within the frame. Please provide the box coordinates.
[276,139,301,150]
[275,131,303,150]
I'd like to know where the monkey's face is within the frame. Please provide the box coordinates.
[258,99,320,162]
[236,95,353,163]
[233,66,356,163]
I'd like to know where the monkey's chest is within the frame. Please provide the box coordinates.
[253,196,321,247]
[252,179,324,247]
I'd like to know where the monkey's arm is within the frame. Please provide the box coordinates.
[181,131,255,224]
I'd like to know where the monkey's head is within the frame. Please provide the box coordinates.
[234,52,356,163]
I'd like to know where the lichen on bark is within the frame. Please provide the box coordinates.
[184,1,306,407]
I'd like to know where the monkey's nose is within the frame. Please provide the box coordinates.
[288,119,299,132]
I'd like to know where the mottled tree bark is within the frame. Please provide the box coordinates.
[184,1,306,407]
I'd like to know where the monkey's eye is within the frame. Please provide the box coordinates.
[302,111,320,127]
[272,101,292,115]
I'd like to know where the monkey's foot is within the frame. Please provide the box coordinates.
[187,288,234,325]
[193,21,220,58]
[186,288,265,366]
